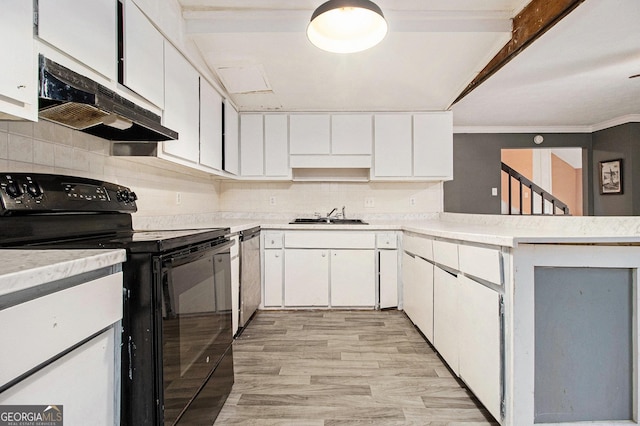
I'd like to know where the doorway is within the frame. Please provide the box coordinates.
[501,148,583,215]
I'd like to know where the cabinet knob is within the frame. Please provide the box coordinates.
[271,240,275,245]
[322,252,326,257]
[275,253,279,258]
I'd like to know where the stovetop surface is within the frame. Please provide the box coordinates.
[23,227,229,253]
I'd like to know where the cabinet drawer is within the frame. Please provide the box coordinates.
[433,240,459,270]
[376,232,397,249]
[458,244,503,285]
[403,233,433,260]
[0,272,123,387]
[263,232,283,249]
[285,231,375,249]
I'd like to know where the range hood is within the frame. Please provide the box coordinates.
[38,55,178,142]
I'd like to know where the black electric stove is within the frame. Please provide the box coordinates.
[0,173,234,426]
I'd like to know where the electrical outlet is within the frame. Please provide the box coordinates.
[269,196,277,206]
[491,187,498,196]
[176,192,181,205]
[409,196,416,206]
[364,197,375,208]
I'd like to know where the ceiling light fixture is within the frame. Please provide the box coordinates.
[307,0,388,54]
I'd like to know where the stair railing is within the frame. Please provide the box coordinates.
[501,162,570,215]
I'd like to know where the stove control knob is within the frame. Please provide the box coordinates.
[127,191,138,203]
[5,182,23,198]
[26,182,43,198]
[116,189,129,203]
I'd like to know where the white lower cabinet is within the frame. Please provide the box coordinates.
[331,250,375,307]
[284,249,329,306]
[433,266,460,375]
[263,249,283,307]
[263,231,382,308]
[379,250,398,309]
[403,253,435,342]
[458,275,502,422]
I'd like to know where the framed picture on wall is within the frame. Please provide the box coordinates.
[599,159,623,194]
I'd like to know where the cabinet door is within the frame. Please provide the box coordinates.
[122,0,164,108]
[290,115,330,155]
[240,114,264,176]
[1,0,34,110]
[374,114,412,177]
[433,266,459,375]
[331,114,372,155]
[379,250,398,309]
[284,249,329,306]
[200,79,223,170]
[0,330,117,426]
[330,250,375,307]
[458,275,502,421]
[413,113,453,179]
[263,249,283,307]
[224,100,239,175]
[38,0,117,80]
[402,252,418,320]
[265,114,289,177]
[413,256,435,342]
[162,43,200,163]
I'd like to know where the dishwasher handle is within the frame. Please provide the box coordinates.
[239,227,261,242]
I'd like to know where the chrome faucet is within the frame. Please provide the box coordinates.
[326,207,338,218]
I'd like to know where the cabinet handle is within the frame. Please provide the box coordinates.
[17,85,26,89]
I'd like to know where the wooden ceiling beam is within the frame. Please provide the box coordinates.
[451,0,586,106]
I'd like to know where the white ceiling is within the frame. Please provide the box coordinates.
[452,0,640,130]
[178,0,640,129]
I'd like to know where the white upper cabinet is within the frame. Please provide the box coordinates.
[122,0,164,108]
[162,42,200,163]
[240,114,264,176]
[38,0,117,80]
[374,114,412,177]
[289,114,372,169]
[373,112,453,180]
[264,115,290,177]
[413,112,453,179]
[200,79,223,171]
[0,0,36,120]
[239,114,290,178]
[224,100,240,175]
[331,114,372,155]
[289,114,330,155]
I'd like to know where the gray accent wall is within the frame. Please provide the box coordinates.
[444,133,593,215]
[592,123,640,215]
[534,267,633,423]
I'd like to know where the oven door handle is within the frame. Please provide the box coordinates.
[167,239,235,267]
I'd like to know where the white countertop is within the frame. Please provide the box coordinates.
[0,249,126,298]
[133,212,640,248]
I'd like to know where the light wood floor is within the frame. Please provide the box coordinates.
[214,310,499,425]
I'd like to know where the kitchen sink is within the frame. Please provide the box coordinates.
[289,218,368,225]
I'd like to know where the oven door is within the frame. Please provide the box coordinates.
[158,239,234,425]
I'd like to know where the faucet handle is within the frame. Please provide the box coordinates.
[341,205,346,219]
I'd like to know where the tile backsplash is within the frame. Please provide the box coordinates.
[219,180,443,216]
[1,120,444,217]
[0,120,221,216]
